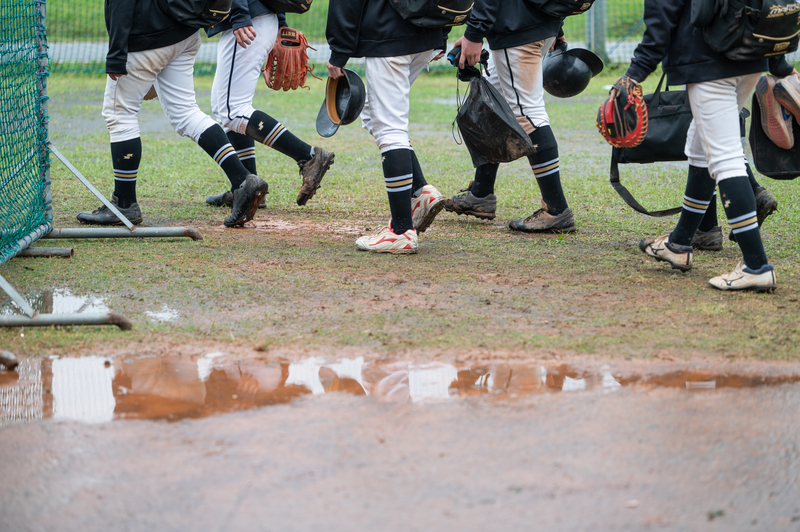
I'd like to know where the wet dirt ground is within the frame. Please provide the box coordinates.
[3,354,800,531]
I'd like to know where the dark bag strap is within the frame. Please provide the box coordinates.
[608,73,681,217]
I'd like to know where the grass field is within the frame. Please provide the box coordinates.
[2,67,800,361]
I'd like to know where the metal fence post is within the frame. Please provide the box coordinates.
[587,0,610,64]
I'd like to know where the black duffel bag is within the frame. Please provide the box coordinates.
[749,90,800,180]
[259,0,313,13]
[610,73,693,217]
[456,74,536,167]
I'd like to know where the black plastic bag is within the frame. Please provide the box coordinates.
[456,75,535,167]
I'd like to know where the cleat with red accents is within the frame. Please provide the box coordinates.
[355,224,418,254]
[756,74,794,150]
[411,184,446,233]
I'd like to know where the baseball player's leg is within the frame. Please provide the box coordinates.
[492,40,574,233]
[77,50,166,225]
[689,75,774,289]
[158,34,266,226]
[356,53,443,249]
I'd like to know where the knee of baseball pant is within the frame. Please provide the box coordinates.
[172,111,218,143]
[376,134,412,153]
[103,111,141,143]
[713,161,748,184]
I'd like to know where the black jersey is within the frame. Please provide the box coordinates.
[626,0,792,85]
[464,0,562,50]
[326,0,447,68]
[105,0,197,74]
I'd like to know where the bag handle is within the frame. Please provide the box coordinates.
[649,72,667,107]
[610,148,682,217]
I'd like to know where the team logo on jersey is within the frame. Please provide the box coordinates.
[774,41,792,51]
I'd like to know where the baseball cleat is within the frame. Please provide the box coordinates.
[692,226,723,251]
[224,174,268,227]
[206,190,265,209]
[708,262,776,292]
[508,203,576,233]
[297,147,335,206]
[444,190,497,220]
[639,234,693,271]
[355,225,418,254]
[774,73,800,125]
[76,195,143,226]
[411,184,446,233]
[756,75,794,150]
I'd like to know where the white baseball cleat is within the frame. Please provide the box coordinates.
[708,262,777,292]
[411,184,446,233]
[639,233,693,271]
[355,225,418,254]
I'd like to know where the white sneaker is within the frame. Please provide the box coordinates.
[639,234,693,271]
[708,262,777,292]
[355,225,418,254]
[411,184,446,233]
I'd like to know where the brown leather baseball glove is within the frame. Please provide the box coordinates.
[262,27,321,91]
[597,75,648,149]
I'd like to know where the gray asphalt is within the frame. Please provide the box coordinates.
[2,382,800,532]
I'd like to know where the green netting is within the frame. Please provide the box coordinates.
[0,0,51,267]
[46,0,655,76]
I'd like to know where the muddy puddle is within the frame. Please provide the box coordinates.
[0,288,179,323]
[3,354,800,426]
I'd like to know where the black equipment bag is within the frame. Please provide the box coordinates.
[749,91,800,180]
[610,73,693,217]
[259,0,313,14]
[389,0,474,28]
[692,0,800,61]
[157,0,232,28]
[525,0,596,18]
[456,74,536,167]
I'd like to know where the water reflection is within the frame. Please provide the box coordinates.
[2,356,800,426]
[0,288,110,315]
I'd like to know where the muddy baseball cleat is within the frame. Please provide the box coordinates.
[297,147,335,206]
[639,234,693,271]
[411,184,446,233]
[756,74,794,150]
[444,190,497,220]
[708,262,776,292]
[224,175,268,227]
[355,225,418,254]
[509,204,576,233]
[76,195,143,226]
[692,226,723,251]
[206,190,265,209]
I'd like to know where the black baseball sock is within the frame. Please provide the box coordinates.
[382,149,414,234]
[698,191,718,232]
[111,137,142,209]
[671,165,716,246]
[227,131,257,175]
[409,150,428,197]
[245,110,313,162]
[471,163,499,198]
[528,126,568,215]
[745,160,761,191]
[719,176,768,270]
[198,125,250,192]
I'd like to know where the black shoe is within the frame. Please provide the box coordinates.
[692,226,723,251]
[76,195,143,225]
[297,147,335,206]
[444,190,497,220]
[224,175,268,227]
[206,190,265,208]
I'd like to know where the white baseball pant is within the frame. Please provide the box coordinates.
[488,37,555,134]
[102,33,217,143]
[211,13,280,134]
[361,51,436,153]
[684,73,760,183]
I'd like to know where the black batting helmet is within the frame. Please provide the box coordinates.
[543,41,604,99]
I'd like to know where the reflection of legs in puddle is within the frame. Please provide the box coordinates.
[1,350,19,371]
[319,366,367,395]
